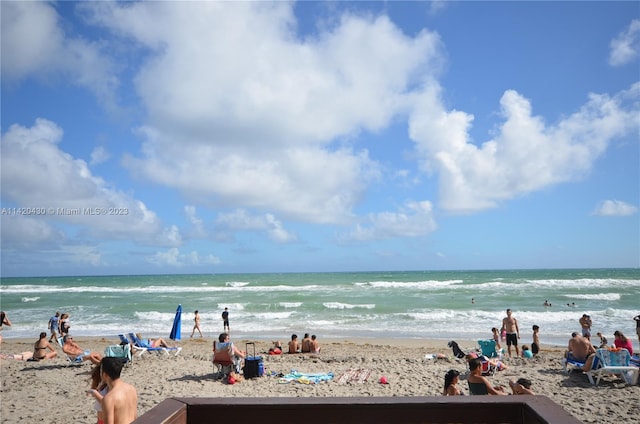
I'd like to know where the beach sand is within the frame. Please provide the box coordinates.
[1,336,638,423]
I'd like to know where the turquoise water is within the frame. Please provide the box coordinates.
[1,269,638,347]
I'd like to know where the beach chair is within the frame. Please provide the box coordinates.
[104,343,132,365]
[477,339,500,358]
[56,336,85,365]
[212,341,238,379]
[128,333,182,356]
[586,348,639,385]
[119,334,146,357]
[562,350,588,374]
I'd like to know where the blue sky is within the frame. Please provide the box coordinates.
[1,1,638,277]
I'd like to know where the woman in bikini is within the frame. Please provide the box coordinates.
[32,332,57,361]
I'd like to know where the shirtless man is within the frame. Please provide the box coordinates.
[288,334,300,353]
[301,333,311,353]
[500,308,520,357]
[579,314,592,340]
[100,357,137,424]
[62,336,103,365]
[566,332,596,371]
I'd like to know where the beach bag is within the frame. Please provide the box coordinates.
[243,342,264,379]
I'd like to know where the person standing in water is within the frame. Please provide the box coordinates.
[222,308,230,333]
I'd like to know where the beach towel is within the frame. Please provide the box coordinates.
[278,370,334,384]
[336,368,372,384]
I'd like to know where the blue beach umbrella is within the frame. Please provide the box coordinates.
[169,304,182,341]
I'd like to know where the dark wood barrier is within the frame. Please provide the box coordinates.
[132,396,583,424]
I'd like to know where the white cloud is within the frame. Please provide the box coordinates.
[1,1,118,108]
[592,200,638,217]
[184,205,207,238]
[609,19,640,67]
[147,247,221,267]
[409,82,640,213]
[339,200,437,242]
[0,119,176,245]
[83,2,441,224]
[90,146,111,165]
[215,209,297,243]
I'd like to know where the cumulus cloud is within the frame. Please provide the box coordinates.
[1,1,118,108]
[0,119,176,246]
[147,247,221,267]
[339,200,437,242]
[609,19,640,67]
[592,200,638,217]
[215,209,297,243]
[82,2,441,224]
[409,81,640,213]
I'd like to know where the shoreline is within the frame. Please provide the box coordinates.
[1,336,638,424]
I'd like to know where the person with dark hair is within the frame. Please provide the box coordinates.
[32,332,57,361]
[509,378,535,395]
[87,364,108,424]
[288,334,300,353]
[442,369,463,396]
[467,359,507,395]
[100,357,137,424]
[565,332,596,371]
[531,325,540,356]
[301,333,311,353]
[634,314,640,346]
[48,311,60,343]
[222,308,230,332]
[310,335,321,354]
[190,310,202,338]
[500,308,520,357]
[579,314,592,340]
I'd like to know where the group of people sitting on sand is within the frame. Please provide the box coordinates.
[1,332,104,364]
[286,333,321,354]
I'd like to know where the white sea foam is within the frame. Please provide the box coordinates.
[356,280,463,289]
[280,302,303,308]
[225,281,250,287]
[569,293,621,301]
[323,302,375,310]
[21,296,40,302]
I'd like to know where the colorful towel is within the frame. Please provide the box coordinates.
[336,368,372,384]
[278,370,334,384]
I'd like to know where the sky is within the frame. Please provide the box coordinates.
[1,1,639,277]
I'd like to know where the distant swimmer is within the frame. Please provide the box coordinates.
[543,300,552,307]
[471,298,475,304]
[566,302,577,308]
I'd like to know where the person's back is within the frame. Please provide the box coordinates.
[301,334,311,353]
[101,357,137,424]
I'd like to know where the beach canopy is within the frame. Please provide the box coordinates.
[169,304,182,341]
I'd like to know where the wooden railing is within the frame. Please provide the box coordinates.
[132,396,582,424]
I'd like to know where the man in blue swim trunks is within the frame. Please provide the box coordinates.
[500,308,520,357]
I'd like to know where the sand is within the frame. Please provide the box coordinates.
[1,336,638,423]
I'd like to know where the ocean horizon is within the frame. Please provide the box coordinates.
[1,268,638,348]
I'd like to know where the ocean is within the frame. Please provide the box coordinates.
[1,269,638,347]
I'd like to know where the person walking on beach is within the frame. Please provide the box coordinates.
[491,327,501,350]
[579,314,592,340]
[59,313,71,337]
[190,310,203,338]
[500,308,520,357]
[222,308,229,332]
[48,311,60,342]
[634,313,640,346]
[100,357,138,424]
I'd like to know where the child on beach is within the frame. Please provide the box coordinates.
[521,345,533,358]
[531,325,540,356]
[596,332,608,348]
[491,327,501,350]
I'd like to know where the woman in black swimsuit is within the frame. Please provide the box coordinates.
[32,332,57,361]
